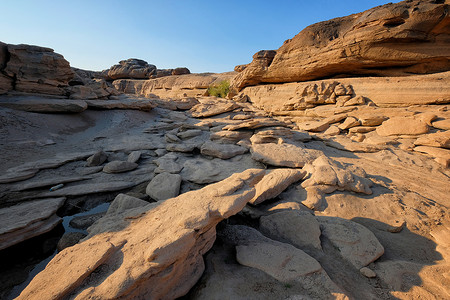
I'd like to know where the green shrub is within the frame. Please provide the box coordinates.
[207,80,230,98]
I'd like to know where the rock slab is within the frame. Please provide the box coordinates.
[18,169,265,300]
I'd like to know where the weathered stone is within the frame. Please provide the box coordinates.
[4,43,74,95]
[177,129,203,139]
[223,118,288,131]
[338,117,361,130]
[104,58,156,80]
[172,67,190,76]
[376,117,429,136]
[316,216,384,268]
[251,143,321,168]
[145,173,182,201]
[210,130,253,144]
[154,154,183,174]
[323,125,341,136]
[414,145,450,167]
[222,225,322,281]
[181,156,263,184]
[250,168,306,205]
[0,98,87,113]
[0,198,65,250]
[201,141,248,159]
[432,119,450,130]
[230,1,450,93]
[260,211,322,250]
[344,96,366,106]
[86,150,107,167]
[39,181,136,197]
[190,98,240,117]
[103,160,138,173]
[107,193,149,215]
[414,131,450,149]
[297,120,329,132]
[359,116,388,126]
[18,169,266,300]
[69,212,106,230]
[348,126,377,134]
[85,99,156,111]
[360,267,377,278]
[302,156,373,195]
[57,232,87,252]
[127,151,141,163]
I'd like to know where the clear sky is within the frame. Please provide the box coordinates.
[1,0,400,73]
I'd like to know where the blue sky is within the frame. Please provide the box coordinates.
[1,0,399,73]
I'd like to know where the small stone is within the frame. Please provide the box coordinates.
[200,141,248,159]
[165,133,181,143]
[86,151,107,167]
[155,149,167,156]
[344,96,366,106]
[432,119,450,130]
[349,126,376,134]
[323,125,340,136]
[360,267,377,278]
[177,129,203,139]
[127,151,141,163]
[359,116,387,126]
[387,221,406,233]
[338,117,361,130]
[103,161,138,173]
[297,120,329,132]
[250,169,306,205]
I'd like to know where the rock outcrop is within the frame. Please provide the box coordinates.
[0,41,121,99]
[113,72,235,99]
[17,169,266,300]
[230,0,450,95]
[239,72,450,110]
[0,198,65,250]
[0,42,74,95]
[103,58,157,80]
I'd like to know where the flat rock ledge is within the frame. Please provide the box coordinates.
[0,197,65,250]
[17,169,266,300]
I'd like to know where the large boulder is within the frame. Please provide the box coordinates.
[1,42,74,95]
[104,58,156,80]
[230,0,450,95]
[17,169,266,300]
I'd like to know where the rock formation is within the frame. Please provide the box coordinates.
[1,1,450,299]
[17,169,266,300]
[104,58,157,80]
[0,42,74,95]
[113,72,235,99]
[230,0,450,95]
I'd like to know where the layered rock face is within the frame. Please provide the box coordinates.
[230,0,450,94]
[0,42,74,95]
[0,41,121,99]
[113,72,235,99]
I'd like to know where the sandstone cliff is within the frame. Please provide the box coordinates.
[230,0,450,95]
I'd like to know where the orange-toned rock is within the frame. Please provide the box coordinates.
[376,117,429,136]
[2,42,74,95]
[230,0,450,94]
[17,169,266,300]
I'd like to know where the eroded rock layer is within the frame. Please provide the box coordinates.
[230,0,450,94]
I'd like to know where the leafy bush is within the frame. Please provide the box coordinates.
[207,80,230,98]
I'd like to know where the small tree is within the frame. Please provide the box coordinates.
[207,80,230,98]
